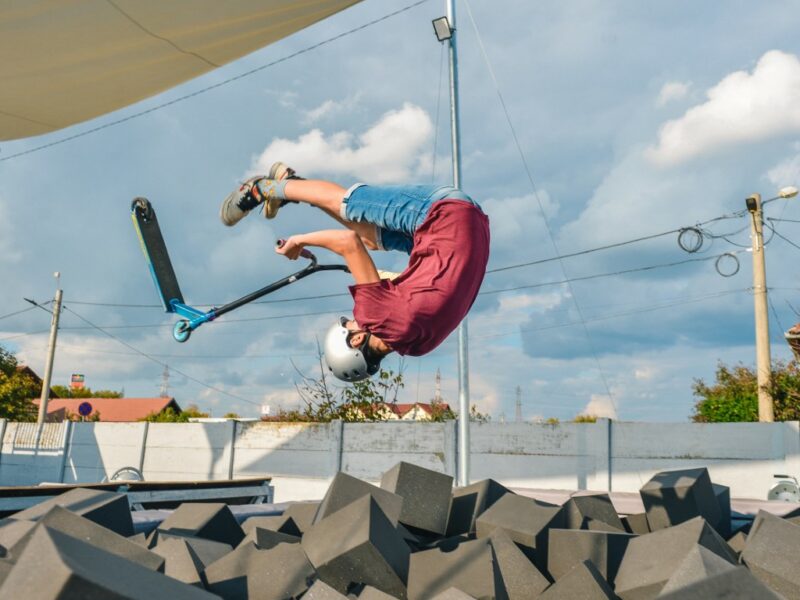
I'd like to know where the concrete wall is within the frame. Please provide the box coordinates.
[0,418,797,502]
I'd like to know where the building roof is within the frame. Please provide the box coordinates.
[32,397,181,422]
[392,402,451,418]
[16,365,59,398]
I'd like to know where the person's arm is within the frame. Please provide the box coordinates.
[276,229,381,285]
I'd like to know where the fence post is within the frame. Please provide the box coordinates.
[594,418,612,492]
[0,419,6,475]
[444,419,458,478]
[227,420,238,480]
[58,420,73,483]
[138,421,149,476]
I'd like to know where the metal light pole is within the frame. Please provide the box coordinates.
[36,273,63,443]
[433,3,469,486]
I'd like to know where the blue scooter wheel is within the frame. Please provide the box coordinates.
[173,320,191,343]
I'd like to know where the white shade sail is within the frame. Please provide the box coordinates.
[0,0,362,141]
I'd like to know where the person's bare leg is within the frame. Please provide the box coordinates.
[283,180,378,249]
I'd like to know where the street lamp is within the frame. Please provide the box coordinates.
[432,16,453,42]
[746,186,798,422]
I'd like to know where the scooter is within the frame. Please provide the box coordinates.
[131,197,349,343]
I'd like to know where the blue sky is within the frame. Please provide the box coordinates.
[2,0,800,421]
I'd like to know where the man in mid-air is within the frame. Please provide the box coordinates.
[220,162,490,381]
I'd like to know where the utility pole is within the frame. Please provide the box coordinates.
[36,273,63,443]
[515,386,523,422]
[746,193,773,422]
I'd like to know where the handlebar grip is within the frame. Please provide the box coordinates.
[276,239,316,261]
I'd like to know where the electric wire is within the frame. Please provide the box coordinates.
[0,306,39,322]
[60,306,262,407]
[765,220,800,253]
[0,0,432,163]
[463,0,620,409]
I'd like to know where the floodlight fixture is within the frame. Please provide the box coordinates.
[432,16,452,42]
[779,186,799,199]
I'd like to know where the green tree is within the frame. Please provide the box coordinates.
[0,346,38,421]
[692,361,800,422]
[142,404,209,422]
[51,385,123,399]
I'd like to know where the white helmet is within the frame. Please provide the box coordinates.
[323,317,382,382]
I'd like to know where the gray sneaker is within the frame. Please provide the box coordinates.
[219,176,286,225]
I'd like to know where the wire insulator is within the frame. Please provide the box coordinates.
[715,253,740,277]
[678,227,705,253]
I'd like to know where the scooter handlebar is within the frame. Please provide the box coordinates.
[276,239,316,261]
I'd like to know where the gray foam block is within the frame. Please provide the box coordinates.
[152,537,207,587]
[564,494,625,532]
[240,526,299,550]
[726,530,747,555]
[446,479,512,537]
[711,483,731,539]
[283,501,320,534]
[538,560,615,600]
[304,578,350,599]
[740,509,800,599]
[430,588,477,600]
[547,529,634,586]
[614,516,736,600]
[147,529,232,568]
[380,461,453,536]
[11,487,134,537]
[489,528,550,599]
[658,544,737,596]
[407,537,502,600]
[128,532,149,546]
[358,585,400,599]
[204,540,315,600]
[0,526,216,599]
[475,493,564,571]
[621,513,650,535]
[10,505,165,572]
[639,468,722,534]
[656,565,783,599]
[0,519,37,557]
[158,502,244,547]
[315,472,403,528]
[302,495,409,598]
[242,514,301,537]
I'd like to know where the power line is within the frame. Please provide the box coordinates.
[60,306,262,407]
[0,305,39,322]
[0,0,431,163]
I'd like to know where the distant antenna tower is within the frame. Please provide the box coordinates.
[160,365,170,398]
[434,369,442,403]
[515,386,523,422]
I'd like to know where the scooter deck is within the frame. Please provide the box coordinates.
[131,198,184,312]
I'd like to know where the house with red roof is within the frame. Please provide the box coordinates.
[32,397,182,422]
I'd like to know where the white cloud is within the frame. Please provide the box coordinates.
[303,94,362,125]
[580,394,617,419]
[251,103,432,183]
[647,50,800,166]
[765,147,800,188]
[656,81,690,107]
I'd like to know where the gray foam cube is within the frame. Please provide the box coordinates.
[614,517,736,599]
[152,537,207,587]
[430,588,478,599]
[727,530,747,555]
[621,513,650,535]
[564,494,625,532]
[0,526,216,599]
[283,501,320,534]
[711,483,731,539]
[242,514,301,537]
[407,537,502,600]
[475,493,564,571]
[204,540,315,599]
[658,544,737,596]
[489,528,550,599]
[547,529,634,585]
[446,479,512,536]
[302,495,409,598]
[305,579,350,599]
[158,502,244,547]
[359,585,401,599]
[656,565,783,599]
[538,560,615,600]
[640,468,721,533]
[0,519,37,558]
[11,487,134,537]
[741,509,800,599]
[240,526,299,550]
[380,461,453,536]
[315,472,403,528]
[148,530,232,567]
[10,506,165,572]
